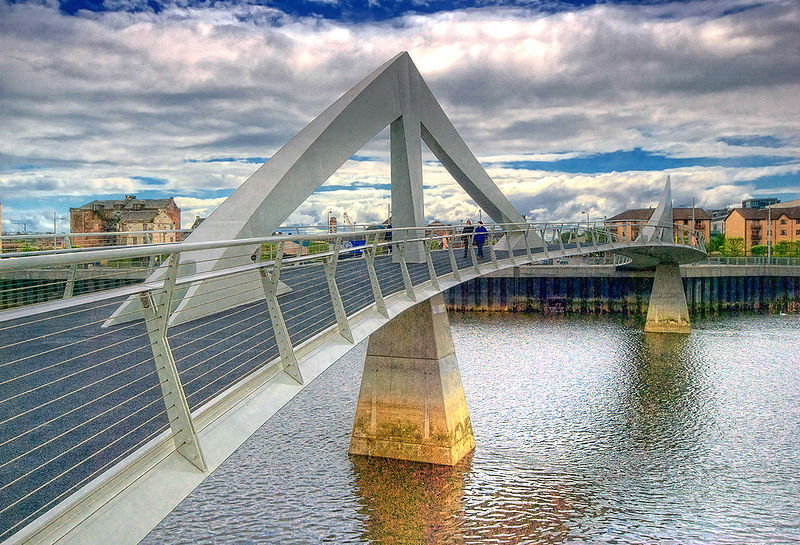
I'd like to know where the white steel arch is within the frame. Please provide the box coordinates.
[108,52,526,327]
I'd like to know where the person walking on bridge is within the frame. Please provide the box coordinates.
[474,221,488,258]
[461,220,474,257]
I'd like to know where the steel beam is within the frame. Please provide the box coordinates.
[398,238,417,302]
[447,234,461,282]
[258,243,303,385]
[364,235,388,317]
[489,229,499,270]
[425,238,440,292]
[323,239,354,343]
[469,234,480,274]
[138,287,206,473]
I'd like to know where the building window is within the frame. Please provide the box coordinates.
[780,230,787,235]
[780,219,787,224]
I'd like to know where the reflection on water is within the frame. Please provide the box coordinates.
[351,455,470,544]
[143,313,800,544]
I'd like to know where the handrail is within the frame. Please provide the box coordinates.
[0,216,707,544]
[0,220,704,272]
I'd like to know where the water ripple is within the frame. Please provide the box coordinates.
[143,313,800,544]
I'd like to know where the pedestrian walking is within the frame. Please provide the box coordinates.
[461,220,474,257]
[474,221,488,258]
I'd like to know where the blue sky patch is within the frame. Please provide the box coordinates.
[491,148,794,173]
[130,175,168,186]
[718,135,783,148]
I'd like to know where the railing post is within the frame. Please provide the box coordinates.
[540,224,550,259]
[259,242,303,385]
[424,237,440,292]
[146,233,158,271]
[468,233,480,274]
[557,224,566,256]
[523,225,533,263]
[398,233,417,302]
[505,225,517,266]
[574,223,583,253]
[323,237,354,343]
[489,227,499,270]
[139,254,206,472]
[447,228,461,282]
[63,237,76,299]
[364,234,389,317]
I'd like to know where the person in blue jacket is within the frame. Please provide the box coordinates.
[474,221,488,257]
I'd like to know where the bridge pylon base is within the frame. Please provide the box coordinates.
[349,293,475,466]
[645,263,691,333]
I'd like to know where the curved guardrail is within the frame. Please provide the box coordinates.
[0,220,704,543]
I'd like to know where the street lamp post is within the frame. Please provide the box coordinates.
[767,205,771,262]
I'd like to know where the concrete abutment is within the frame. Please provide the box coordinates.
[349,293,475,466]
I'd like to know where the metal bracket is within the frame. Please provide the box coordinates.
[523,225,533,263]
[489,229,499,270]
[557,224,566,256]
[259,243,303,385]
[139,289,207,472]
[540,224,550,259]
[505,226,517,266]
[364,235,388,317]
[63,237,76,299]
[424,238,440,292]
[447,232,461,282]
[469,233,480,274]
[398,236,417,301]
[323,239,354,343]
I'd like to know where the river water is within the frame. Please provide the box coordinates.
[143,313,800,544]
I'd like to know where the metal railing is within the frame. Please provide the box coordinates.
[693,256,800,266]
[0,219,703,542]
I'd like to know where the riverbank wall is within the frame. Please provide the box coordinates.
[444,264,800,315]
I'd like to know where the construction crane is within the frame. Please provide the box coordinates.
[342,212,354,230]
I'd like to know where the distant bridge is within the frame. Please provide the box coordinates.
[0,52,705,545]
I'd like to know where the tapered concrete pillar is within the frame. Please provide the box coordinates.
[349,293,475,465]
[645,263,690,333]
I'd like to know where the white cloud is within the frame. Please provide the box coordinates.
[1,0,799,234]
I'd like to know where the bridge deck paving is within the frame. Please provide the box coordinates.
[0,242,569,539]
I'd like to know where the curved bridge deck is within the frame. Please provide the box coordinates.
[0,224,704,544]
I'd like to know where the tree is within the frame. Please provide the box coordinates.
[706,233,725,254]
[772,241,798,257]
[723,237,745,257]
[750,244,767,256]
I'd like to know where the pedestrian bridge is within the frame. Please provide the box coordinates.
[0,52,706,545]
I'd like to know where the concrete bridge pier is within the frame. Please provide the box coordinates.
[645,263,691,333]
[349,293,475,465]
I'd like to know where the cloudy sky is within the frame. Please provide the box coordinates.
[1,0,798,233]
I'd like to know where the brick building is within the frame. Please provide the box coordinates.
[70,195,181,246]
[605,207,711,242]
[724,206,800,254]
